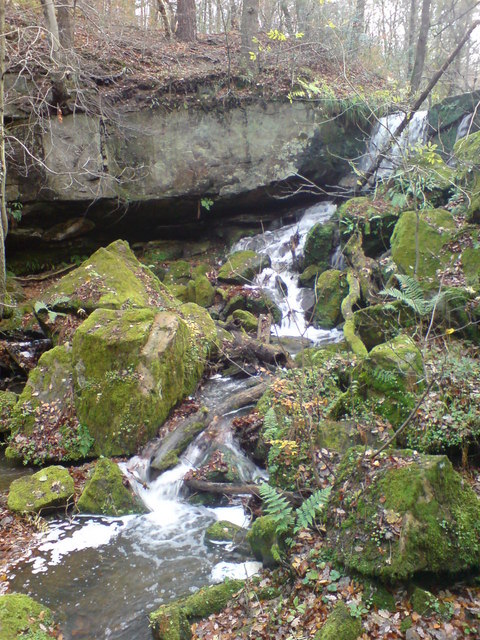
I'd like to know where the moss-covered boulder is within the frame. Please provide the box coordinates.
[76,458,147,515]
[299,264,324,288]
[189,275,215,308]
[149,580,243,640]
[164,260,192,285]
[0,390,17,434]
[179,302,219,387]
[6,346,92,464]
[43,239,178,313]
[223,291,282,325]
[303,221,336,270]
[205,520,246,544]
[351,302,414,351]
[151,420,206,473]
[390,209,456,281]
[355,335,423,426]
[8,465,74,513]
[72,308,203,457]
[338,196,400,257]
[454,130,480,222]
[326,448,480,582]
[315,601,363,640]
[226,309,258,333]
[218,251,270,285]
[0,594,57,639]
[312,269,349,328]
[247,515,280,568]
[316,419,390,453]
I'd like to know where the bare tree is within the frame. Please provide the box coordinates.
[176,0,197,41]
[241,0,259,62]
[410,0,432,93]
[0,0,7,316]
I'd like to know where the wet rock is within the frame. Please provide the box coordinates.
[311,269,349,328]
[43,217,96,242]
[77,458,147,516]
[315,601,363,640]
[226,309,258,334]
[204,520,246,545]
[303,221,336,271]
[217,250,270,285]
[247,515,280,568]
[8,465,74,513]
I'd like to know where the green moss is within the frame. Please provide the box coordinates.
[77,458,147,515]
[326,448,480,582]
[204,520,245,544]
[179,302,218,387]
[400,616,413,632]
[312,269,349,328]
[338,196,400,256]
[8,465,74,513]
[223,292,282,325]
[192,275,215,307]
[247,515,279,568]
[151,421,206,473]
[217,251,270,284]
[164,260,192,284]
[343,317,368,358]
[0,594,56,639]
[43,239,179,312]
[303,221,336,270]
[352,302,414,351]
[315,602,363,640]
[299,264,325,287]
[227,309,258,333]
[362,580,396,612]
[0,390,17,434]
[462,241,480,288]
[72,309,199,457]
[149,580,243,640]
[390,210,456,281]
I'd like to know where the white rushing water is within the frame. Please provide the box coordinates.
[359,110,429,178]
[232,201,343,343]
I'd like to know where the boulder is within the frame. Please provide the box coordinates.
[247,515,280,568]
[315,602,363,640]
[42,239,178,312]
[338,196,400,257]
[454,129,480,222]
[0,390,17,434]
[77,458,147,516]
[72,308,203,457]
[217,251,270,285]
[390,209,456,281]
[223,291,282,325]
[303,221,336,270]
[188,275,215,308]
[204,520,246,545]
[8,465,74,513]
[0,593,56,639]
[299,264,324,288]
[149,580,243,640]
[326,448,480,582]
[6,346,93,464]
[226,309,258,333]
[312,269,349,328]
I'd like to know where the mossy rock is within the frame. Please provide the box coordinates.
[76,458,147,516]
[462,232,480,289]
[315,601,363,640]
[294,342,348,368]
[312,269,349,328]
[390,210,456,282]
[0,593,56,639]
[140,240,185,265]
[326,447,480,582]
[247,515,280,568]
[354,335,423,426]
[226,309,258,333]
[151,420,206,473]
[316,419,390,453]
[223,292,282,325]
[352,302,414,352]
[179,302,219,381]
[164,260,192,285]
[8,465,74,513]
[191,275,215,308]
[362,580,396,612]
[201,448,242,484]
[338,196,400,257]
[299,264,325,288]
[72,308,203,457]
[303,221,336,270]
[43,239,179,313]
[149,580,243,640]
[204,520,246,544]
[0,390,17,434]
[217,251,270,285]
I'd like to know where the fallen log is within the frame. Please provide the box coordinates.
[184,478,303,506]
[224,331,294,368]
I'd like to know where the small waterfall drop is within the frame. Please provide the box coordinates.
[232,201,342,344]
[360,110,429,179]
[455,113,473,142]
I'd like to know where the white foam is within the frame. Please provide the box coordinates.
[210,561,262,582]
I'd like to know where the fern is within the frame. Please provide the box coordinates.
[263,407,280,441]
[294,487,331,533]
[371,367,398,387]
[380,274,445,316]
[259,482,295,535]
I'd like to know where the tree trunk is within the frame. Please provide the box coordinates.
[352,0,366,46]
[57,1,74,48]
[410,0,431,94]
[280,0,294,35]
[407,0,417,77]
[241,0,259,61]
[0,0,7,318]
[40,0,62,58]
[157,0,172,38]
[296,0,309,34]
[176,0,197,41]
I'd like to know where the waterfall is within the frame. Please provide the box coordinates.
[359,110,429,179]
[232,201,342,344]
[455,113,474,142]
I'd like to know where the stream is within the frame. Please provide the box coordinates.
[4,111,438,639]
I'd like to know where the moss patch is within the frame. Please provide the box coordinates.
[303,221,336,270]
[315,601,363,640]
[0,594,56,639]
[312,269,349,329]
[8,465,74,513]
[247,515,280,568]
[218,251,270,285]
[205,520,246,544]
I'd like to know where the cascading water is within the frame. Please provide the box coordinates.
[359,110,429,178]
[232,201,342,343]
[455,112,474,142]
[6,376,264,640]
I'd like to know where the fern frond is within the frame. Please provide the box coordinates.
[263,408,279,441]
[294,487,331,533]
[259,482,294,535]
